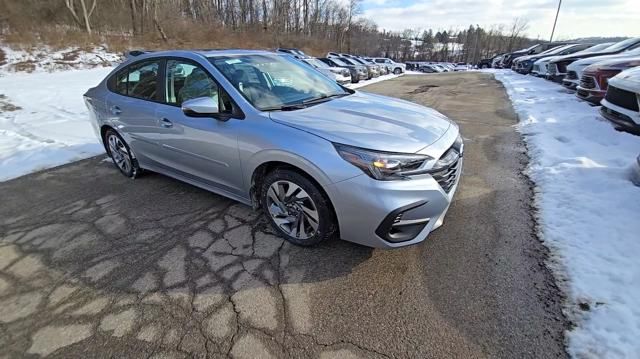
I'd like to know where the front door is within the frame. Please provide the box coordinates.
[154,58,245,197]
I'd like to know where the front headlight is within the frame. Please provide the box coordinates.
[334,143,432,180]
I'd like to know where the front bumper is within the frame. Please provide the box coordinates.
[562,78,578,90]
[335,75,351,85]
[328,156,463,249]
[600,100,640,135]
[576,86,605,104]
[515,63,533,74]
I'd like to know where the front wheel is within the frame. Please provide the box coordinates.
[261,169,337,246]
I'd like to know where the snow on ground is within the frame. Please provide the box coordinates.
[0,67,113,181]
[0,45,122,73]
[492,69,640,359]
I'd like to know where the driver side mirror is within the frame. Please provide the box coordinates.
[181,97,219,117]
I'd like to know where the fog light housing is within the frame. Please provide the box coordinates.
[375,200,430,242]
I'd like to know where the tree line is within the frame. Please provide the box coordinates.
[0,0,537,62]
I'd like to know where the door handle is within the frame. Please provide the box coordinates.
[160,118,173,128]
[110,106,122,115]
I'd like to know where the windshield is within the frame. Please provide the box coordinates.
[340,58,359,66]
[329,58,348,66]
[604,38,640,52]
[583,43,612,53]
[304,58,329,69]
[544,44,576,55]
[350,58,366,65]
[625,47,640,55]
[209,54,348,111]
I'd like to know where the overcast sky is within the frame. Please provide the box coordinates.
[360,0,640,40]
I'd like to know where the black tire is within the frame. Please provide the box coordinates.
[261,169,337,246]
[104,129,140,178]
[393,68,402,75]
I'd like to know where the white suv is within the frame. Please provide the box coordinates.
[600,66,640,135]
[373,58,406,74]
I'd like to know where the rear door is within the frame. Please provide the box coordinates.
[105,59,164,166]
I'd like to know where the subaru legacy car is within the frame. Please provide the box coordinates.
[84,49,463,249]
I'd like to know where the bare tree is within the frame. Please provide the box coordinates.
[64,0,97,34]
[506,17,529,52]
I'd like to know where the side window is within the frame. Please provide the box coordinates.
[128,60,160,100]
[166,60,219,106]
[115,70,128,95]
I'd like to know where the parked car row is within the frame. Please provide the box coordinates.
[503,38,640,135]
[275,48,406,84]
[406,62,470,73]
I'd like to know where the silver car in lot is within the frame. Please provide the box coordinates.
[84,49,463,248]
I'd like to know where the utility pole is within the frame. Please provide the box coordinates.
[472,24,480,63]
[549,0,562,42]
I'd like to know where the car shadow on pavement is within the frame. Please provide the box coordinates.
[0,157,373,357]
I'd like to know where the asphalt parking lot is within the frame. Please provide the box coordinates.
[0,72,569,358]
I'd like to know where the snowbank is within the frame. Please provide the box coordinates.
[0,68,113,181]
[0,46,122,74]
[492,70,640,358]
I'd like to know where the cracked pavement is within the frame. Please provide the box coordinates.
[0,73,569,358]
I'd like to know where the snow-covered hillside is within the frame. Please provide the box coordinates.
[0,46,121,73]
[492,70,640,359]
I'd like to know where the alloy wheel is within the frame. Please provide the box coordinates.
[266,180,319,240]
[107,134,132,174]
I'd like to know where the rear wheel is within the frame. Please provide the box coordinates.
[261,169,337,246]
[394,68,402,75]
[105,129,139,178]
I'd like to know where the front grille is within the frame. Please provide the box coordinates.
[580,75,596,89]
[557,62,568,73]
[430,149,461,193]
[605,85,639,112]
[532,64,540,72]
[548,64,558,75]
[566,71,578,80]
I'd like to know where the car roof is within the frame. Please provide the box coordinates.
[127,49,278,60]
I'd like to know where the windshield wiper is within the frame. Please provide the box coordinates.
[302,93,349,105]
[261,93,349,111]
[261,103,307,111]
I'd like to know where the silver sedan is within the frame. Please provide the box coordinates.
[84,49,463,248]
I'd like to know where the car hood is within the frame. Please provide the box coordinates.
[328,66,348,73]
[551,49,623,63]
[535,55,562,65]
[268,92,453,153]
[568,53,633,71]
[609,67,640,91]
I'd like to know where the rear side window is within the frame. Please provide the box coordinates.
[128,61,160,100]
[115,70,127,95]
[108,60,160,101]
